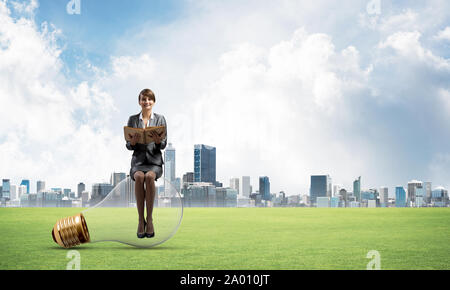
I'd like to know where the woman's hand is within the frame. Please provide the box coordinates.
[150,131,162,144]
[128,133,141,146]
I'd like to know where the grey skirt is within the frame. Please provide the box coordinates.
[130,164,163,181]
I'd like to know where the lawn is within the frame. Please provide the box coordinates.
[0,207,449,270]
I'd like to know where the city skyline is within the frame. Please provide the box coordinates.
[2,141,448,207]
[2,163,448,201]
[1,1,450,197]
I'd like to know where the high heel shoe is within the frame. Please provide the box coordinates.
[145,220,155,238]
[137,221,146,239]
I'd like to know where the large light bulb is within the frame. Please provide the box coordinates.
[51,177,183,248]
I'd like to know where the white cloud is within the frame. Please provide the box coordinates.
[183,27,372,193]
[0,0,129,192]
[111,54,156,81]
[435,26,450,41]
[10,0,38,16]
[90,1,450,195]
[378,31,450,69]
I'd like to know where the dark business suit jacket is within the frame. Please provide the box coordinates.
[126,112,167,167]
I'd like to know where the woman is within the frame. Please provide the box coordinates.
[126,88,167,238]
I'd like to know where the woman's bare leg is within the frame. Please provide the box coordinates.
[134,171,146,233]
[144,171,157,234]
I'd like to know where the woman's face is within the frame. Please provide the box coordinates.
[139,96,155,111]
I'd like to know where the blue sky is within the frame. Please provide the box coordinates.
[33,0,184,81]
[0,0,449,196]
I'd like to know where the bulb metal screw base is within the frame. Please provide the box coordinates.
[52,213,90,248]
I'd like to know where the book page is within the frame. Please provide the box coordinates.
[144,126,166,144]
[124,126,146,144]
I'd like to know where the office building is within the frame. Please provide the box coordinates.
[333,184,343,197]
[182,182,216,207]
[407,180,422,206]
[164,143,176,197]
[77,183,85,199]
[330,196,339,208]
[164,143,176,181]
[37,191,63,207]
[415,185,426,207]
[125,176,136,206]
[183,172,194,184]
[230,178,239,195]
[361,189,377,202]
[63,188,71,198]
[20,179,30,194]
[317,196,330,208]
[241,176,251,197]
[37,180,45,193]
[431,186,449,207]
[18,185,27,198]
[379,187,388,207]
[51,188,62,194]
[194,144,216,184]
[224,188,238,207]
[353,176,361,201]
[310,175,331,205]
[81,191,90,207]
[10,185,17,201]
[424,182,432,204]
[395,186,407,207]
[2,179,10,199]
[110,172,126,188]
[91,183,114,205]
[259,176,271,201]
[339,189,348,207]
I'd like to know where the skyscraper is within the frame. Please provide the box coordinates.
[415,185,425,207]
[10,185,18,201]
[230,178,239,195]
[339,188,348,207]
[2,179,10,199]
[407,180,422,206]
[91,183,114,205]
[241,176,251,197]
[310,175,331,205]
[110,172,126,188]
[164,143,176,197]
[194,144,216,184]
[164,143,176,182]
[77,182,85,199]
[37,180,45,193]
[353,176,361,201]
[395,186,407,207]
[20,179,30,194]
[431,186,448,207]
[379,186,389,206]
[259,176,271,201]
[424,181,432,204]
[183,172,194,183]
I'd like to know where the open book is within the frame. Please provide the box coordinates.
[124,126,166,145]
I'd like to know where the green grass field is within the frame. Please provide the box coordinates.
[0,207,449,270]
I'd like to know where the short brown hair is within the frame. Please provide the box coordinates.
[138,88,156,102]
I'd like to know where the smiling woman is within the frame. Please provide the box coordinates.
[126,88,167,239]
